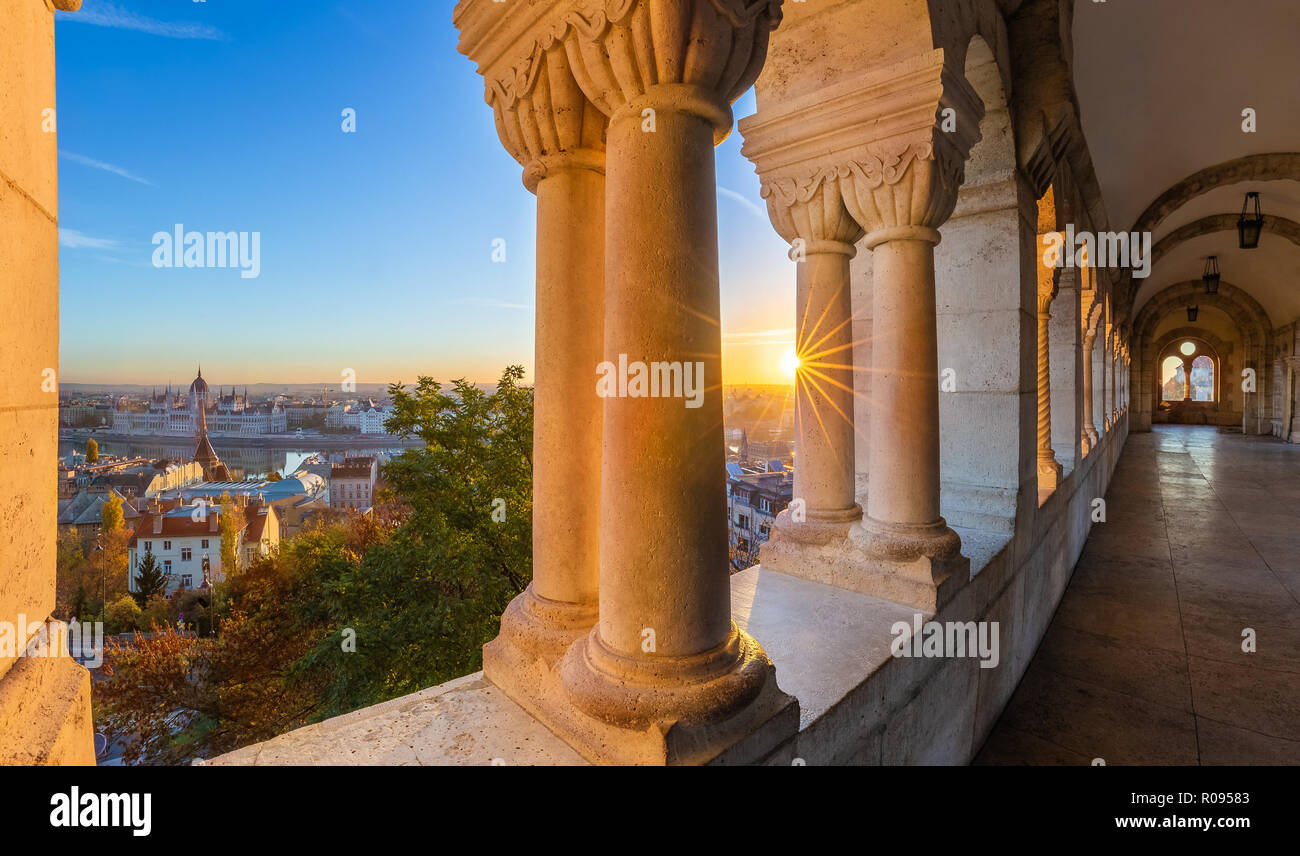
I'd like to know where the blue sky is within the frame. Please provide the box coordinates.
[55,0,795,386]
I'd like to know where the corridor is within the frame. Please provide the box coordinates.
[977,426,1300,765]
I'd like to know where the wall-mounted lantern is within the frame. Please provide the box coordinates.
[1187,305,1200,322]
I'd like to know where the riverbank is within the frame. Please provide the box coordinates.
[59,429,424,450]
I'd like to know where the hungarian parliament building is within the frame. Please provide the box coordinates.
[112,368,287,437]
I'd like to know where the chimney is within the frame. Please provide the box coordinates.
[209,507,220,533]
[152,513,163,535]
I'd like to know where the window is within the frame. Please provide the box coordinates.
[181,574,192,588]
[164,560,172,574]
[759,523,771,537]
[143,541,152,553]
[760,498,771,513]
[181,547,192,562]
[1191,355,1214,401]
[201,539,209,549]
[737,513,750,530]
[1161,356,1185,402]
[163,540,171,551]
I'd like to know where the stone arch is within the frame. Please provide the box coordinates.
[1153,331,1231,407]
[1132,281,1273,432]
[1131,153,1300,237]
[1149,214,1300,270]
[1123,154,1300,307]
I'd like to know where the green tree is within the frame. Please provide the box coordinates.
[133,550,167,608]
[85,438,99,464]
[219,493,245,575]
[296,367,533,717]
[105,595,142,635]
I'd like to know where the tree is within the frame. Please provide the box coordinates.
[55,529,96,620]
[133,550,167,607]
[294,367,534,717]
[85,438,98,464]
[100,492,124,533]
[266,472,283,482]
[219,492,245,574]
[98,494,131,605]
[105,595,142,635]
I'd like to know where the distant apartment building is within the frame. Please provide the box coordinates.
[326,400,390,434]
[726,461,793,571]
[127,497,280,596]
[285,404,326,427]
[58,401,112,428]
[330,456,379,511]
[112,369,287,437]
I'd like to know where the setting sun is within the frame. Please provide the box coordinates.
[780,347,801,378]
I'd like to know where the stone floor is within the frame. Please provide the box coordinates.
[976,425,1300,765]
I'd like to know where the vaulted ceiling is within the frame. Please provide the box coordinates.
[1072,0,1300,329]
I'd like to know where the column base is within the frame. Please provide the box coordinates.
[481,584,597,727]
[0,648,95,765]
[843,516,970,611]
[541,624,798,765]
[1037,455,1062,487]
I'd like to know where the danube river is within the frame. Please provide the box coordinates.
[58,435,418,480]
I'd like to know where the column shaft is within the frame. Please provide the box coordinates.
[533,167,603,607]
[597,103,728,659]
[865,237,943,528]
[794,249,860,520]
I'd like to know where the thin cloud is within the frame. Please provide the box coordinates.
[59,229,120,250]
[59,1,225,41]
[723,328,796,346]
[60,151,153,186]
[718,186,769,222]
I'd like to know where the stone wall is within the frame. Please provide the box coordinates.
[0,0,94,765]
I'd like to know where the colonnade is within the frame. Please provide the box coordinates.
[456,0,1132,764]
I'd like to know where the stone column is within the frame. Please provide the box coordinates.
[547,0,797,765]
[1182,355,1195,401]
[1111,331,1121,422]
[1036,270,1063,496]
[840,127,980,611]
[744,172,865,568]
[1081,329,1098,452]
[456,28,607,716]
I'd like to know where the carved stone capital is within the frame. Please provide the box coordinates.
[759,166,863,253]
[456,2,608,191]
[559,0,783,136]
[740,50,983,244]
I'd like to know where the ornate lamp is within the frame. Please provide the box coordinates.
[1238,192,1264,249]
[1202,255,1220,294]
[1187,305,1199,322]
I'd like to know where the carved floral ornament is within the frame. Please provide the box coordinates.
[479,0,783,114]
[760,135,968,241]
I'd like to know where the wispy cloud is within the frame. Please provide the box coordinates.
[59,228,120,250]
[60,151,153,186]
[717,186,769,222]
[723,328,796,346]
[59,1,225,41]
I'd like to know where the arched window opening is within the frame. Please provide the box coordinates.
[1161,356,1185,402]
[1191,355,1214,402]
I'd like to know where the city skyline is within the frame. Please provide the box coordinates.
[54,0,797,386]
